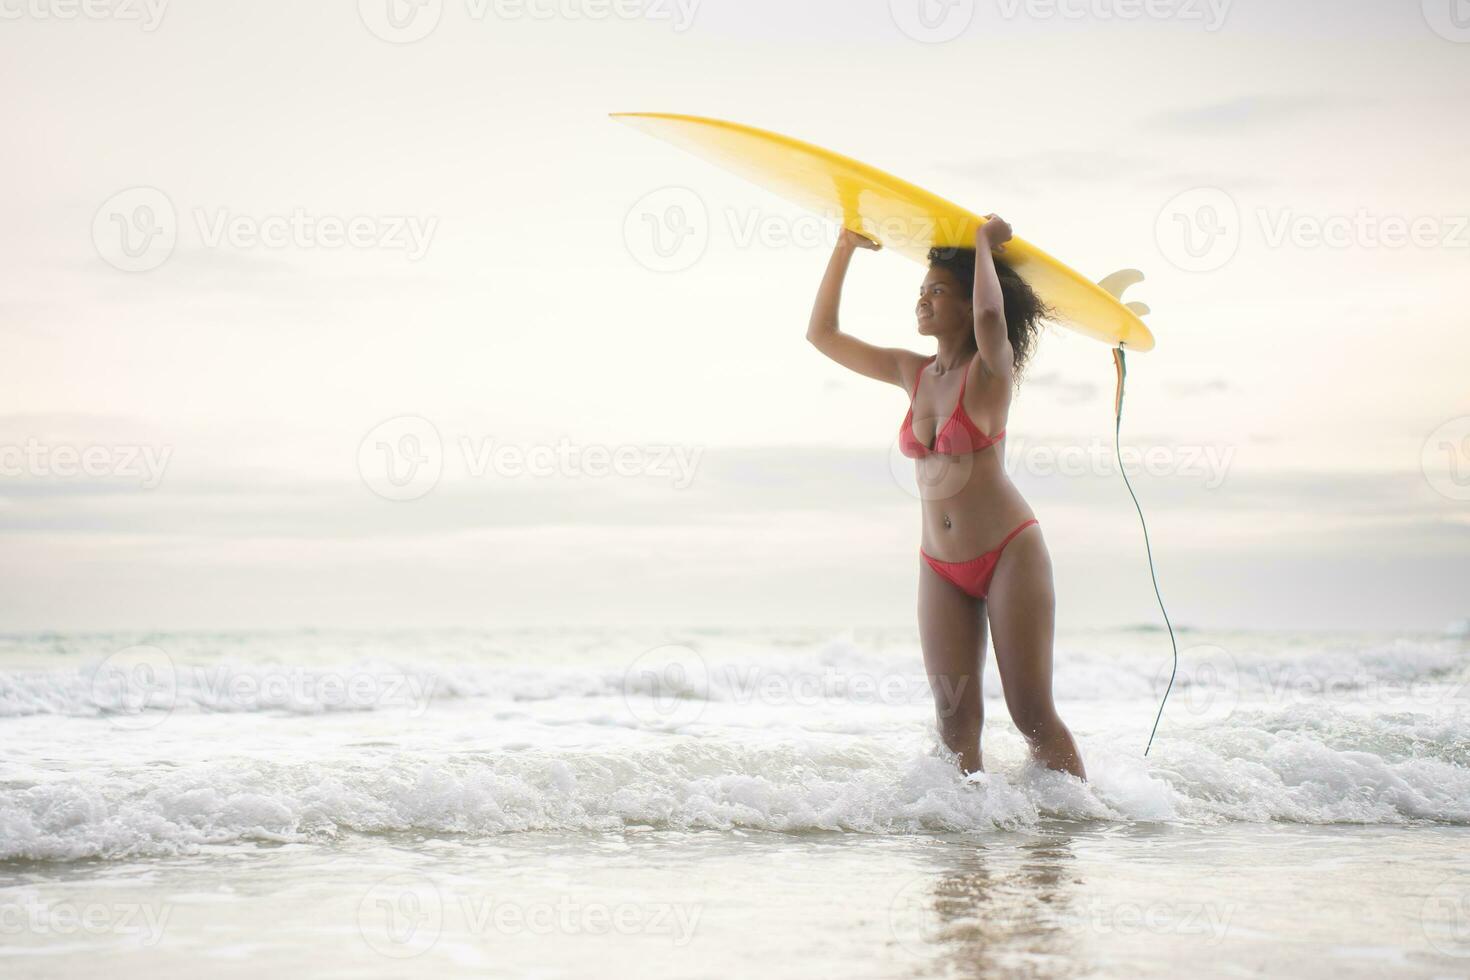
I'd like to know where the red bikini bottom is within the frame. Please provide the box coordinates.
[920,519,1039,600]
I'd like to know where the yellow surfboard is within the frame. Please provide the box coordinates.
[612,112,1155,352]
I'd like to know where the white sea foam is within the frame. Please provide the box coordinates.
[1,628,1466,862]
[1,630,1464,718]
[3,707,1468,862]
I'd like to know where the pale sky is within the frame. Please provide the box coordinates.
[2,0,1468,631]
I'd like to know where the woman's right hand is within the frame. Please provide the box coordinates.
[838,227,882,252]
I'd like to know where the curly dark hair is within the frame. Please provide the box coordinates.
[926,246,1049,378]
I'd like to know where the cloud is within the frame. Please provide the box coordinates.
[939,149,1152,195]
[1023,372,1100,405]
[1144,95,1340,132]
[941,147,1277,197]
[0,438,1455,543]
[4,443,1466,631]
[1164,379,1230,398]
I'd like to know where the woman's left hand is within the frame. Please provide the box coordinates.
[977,214,1012,254]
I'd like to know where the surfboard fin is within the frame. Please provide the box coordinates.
[1098,269,1150,320]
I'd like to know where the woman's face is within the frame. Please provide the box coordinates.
[916,266,971,337]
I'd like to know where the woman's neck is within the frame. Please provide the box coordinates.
[933,335,977,374]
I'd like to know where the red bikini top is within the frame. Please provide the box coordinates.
[899,356,1005,459]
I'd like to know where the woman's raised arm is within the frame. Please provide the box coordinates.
[971,215,1015,381]
[806,229,915,388]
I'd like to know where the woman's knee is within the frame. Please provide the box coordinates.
[1007,701,1063,743]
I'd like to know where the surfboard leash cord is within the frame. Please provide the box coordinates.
[1112,347,1178,757]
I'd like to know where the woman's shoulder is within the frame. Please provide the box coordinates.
[897,351,934,395]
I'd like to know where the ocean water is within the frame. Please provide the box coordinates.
[1,626,1468,977]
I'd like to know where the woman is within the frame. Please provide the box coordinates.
[806,217,1085,779]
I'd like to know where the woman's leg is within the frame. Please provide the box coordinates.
[918,554,988,773]
[985,527,1086,779]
